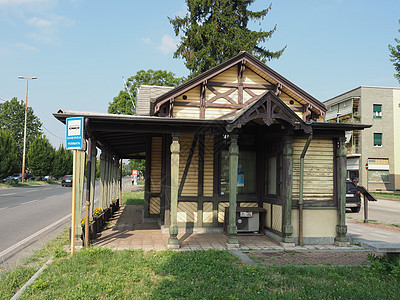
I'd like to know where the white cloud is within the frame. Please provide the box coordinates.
[26,16,52,27]
[141,37,152,45]
[25,15,74,44]
[16,42,38,51]
[0,0,52,5]
[157,34,178,54]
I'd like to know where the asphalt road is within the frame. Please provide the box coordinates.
[346,198,400,225]
[0,182,99,269]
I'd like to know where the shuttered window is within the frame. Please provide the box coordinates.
[373,133,382,147]
[373,104,382,118]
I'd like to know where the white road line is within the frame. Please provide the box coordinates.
[0,193,16,196]
[20,200,38,205]
[0,213,71,260]
[0,207,7,211]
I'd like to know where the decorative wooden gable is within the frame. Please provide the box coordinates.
[153,51,326,123]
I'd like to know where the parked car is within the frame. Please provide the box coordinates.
[61,175,73,187]
[346,180,361,213]
[3,173,22,182]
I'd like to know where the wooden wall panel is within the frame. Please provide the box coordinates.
[177,202,197,223]
[292,138,334,201]
[150,137,162,193]
[271,204,282,232]
[243,68,270,85]
[263,203,272,228]
[203,202,213,223]
[203,134,214,197]
[209,66,238,83]
[239,202,258,207]
[179,134,199,197]
[175,86,201,103]
[218,202,229,223]
[173,107,200,119]
[204,108,236,119]
[149,197,160,214]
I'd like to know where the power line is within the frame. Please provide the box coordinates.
[42,125,64,141]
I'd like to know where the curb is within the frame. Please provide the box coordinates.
[11,257,53,300]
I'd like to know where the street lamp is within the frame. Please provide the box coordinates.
[18,76,37,183]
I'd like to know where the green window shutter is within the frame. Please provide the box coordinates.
[373,104,382,112]
[373,104,382,118]
[374,133,382,146]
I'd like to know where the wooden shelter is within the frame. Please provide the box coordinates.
[54,51,370,248]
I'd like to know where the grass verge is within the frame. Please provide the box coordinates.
[121,190,144,206]
[0,229,69,300]
[13,248,400,299]
[371,192,400,199]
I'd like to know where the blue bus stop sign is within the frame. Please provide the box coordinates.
[66,117,84,150]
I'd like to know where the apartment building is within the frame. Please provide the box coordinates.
[324,86,400,192]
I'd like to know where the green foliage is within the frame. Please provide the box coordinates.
[169,0,286,77]
[367,253,400,278]
[27,135,55,178]
[129,159,145,171]
[0,97,43,164]
[52,145,73,178]
[108,69,185,115]
[121,190,144,205]
[389,19,400,83]
[0,130,18,178]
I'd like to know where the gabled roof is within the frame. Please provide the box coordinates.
[153,51,326,116]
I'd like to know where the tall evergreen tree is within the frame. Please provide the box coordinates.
[389,19,400,84]
[52,145,73,178]
[169,0,285,77]
[27,135,55,178]
[0,97,42,164]
[0,130,18,178]
[108,69,185,115]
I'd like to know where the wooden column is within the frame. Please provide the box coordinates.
[281,135,294,243]
[73,148,86,245]
[89,142,97,218]
[335,136,348,245]
[99,152,106,210]
[168,133,180,248]
[227,133,239,247]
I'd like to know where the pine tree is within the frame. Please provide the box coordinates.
[389,19,400,84]
[27,136,55,179]
[169,0,285,77]
[0,130,18,178]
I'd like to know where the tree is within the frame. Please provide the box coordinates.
[129,159,145,172]
[52,145,73,178]
[389,19,400,84]
[108,69,185,115]
[0,97,43,164]
[0,130,18,178]
[169,0,286,77]
[27,135,55,179]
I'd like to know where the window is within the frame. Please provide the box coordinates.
[267,156,277,195]
[373,104,382,118]
[373,133,382,147]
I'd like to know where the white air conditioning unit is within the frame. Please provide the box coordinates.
[236,211,259,232]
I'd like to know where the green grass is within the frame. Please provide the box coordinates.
[121,190,144,206]
[0,180,59,189]
[371,192,400,199]
[12,248,400,299]
[0,229,69,300]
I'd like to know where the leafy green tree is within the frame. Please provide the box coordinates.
[108,69,185,115]
[52,145,73,178]
[389,19,400,84]
[0,130,18,178]
[169,0,285,77]
[27,135,55,179]
[129,159,145,172]
[0,97,43,164]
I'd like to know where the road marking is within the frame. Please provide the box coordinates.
[20,200,38,205]
[0,193,16,196]
[0,213,71,261]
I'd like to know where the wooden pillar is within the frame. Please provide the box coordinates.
[335,136,348,245]
[73,148,86,245]
[99,151,106,210]
[89,142,97,218]
[227,133,239,247]
[168,133,180,249]
[281,135,294,243]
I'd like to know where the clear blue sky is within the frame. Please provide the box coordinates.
[1,0,399,148]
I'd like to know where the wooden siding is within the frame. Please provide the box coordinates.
[149,197,160,214]
[209,66,238,83]
[243,68,269,85]
[177,202,197,223]
[179,134,199,197]
[218,202,229,223]
[203,134,214,197]
[150,137,162,193]
[292,138,334,201]
[263,203,272,228]
[271,204,282,232]
[173,106,200,119]
[239,202,258,207]
[203,202,213,223]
